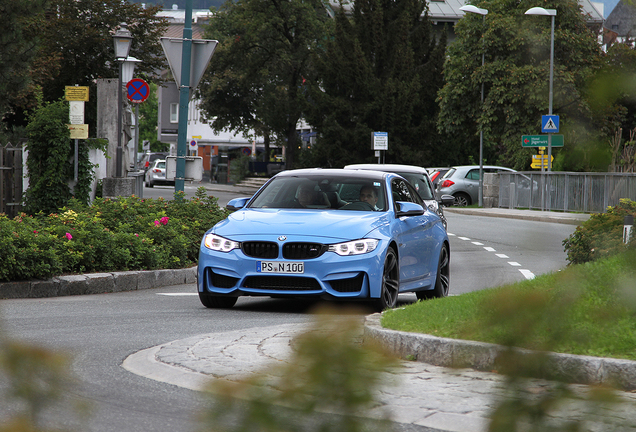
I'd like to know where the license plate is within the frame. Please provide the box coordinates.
[257,261,304,274]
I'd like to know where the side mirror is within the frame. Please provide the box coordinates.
[439,194,455,207]
[396,201,425,217]
[226,197,250,211]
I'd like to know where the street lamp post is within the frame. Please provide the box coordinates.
[525,7,556,172]
[459,5,488,207]
[112,23,133,178]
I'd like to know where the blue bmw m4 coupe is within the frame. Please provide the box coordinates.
[197,168,450,311]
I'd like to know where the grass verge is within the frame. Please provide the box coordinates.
[381,249,636,361]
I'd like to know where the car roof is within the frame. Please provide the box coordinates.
[450,165,515,170]
[275,168,390,181]
[343,163,430,175]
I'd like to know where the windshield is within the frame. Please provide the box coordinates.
[249,176,387,211]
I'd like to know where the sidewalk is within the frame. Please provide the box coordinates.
[124,315,636,432]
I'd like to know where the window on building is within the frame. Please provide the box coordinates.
[170,103,178,123]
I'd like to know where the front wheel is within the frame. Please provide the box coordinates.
[373,248,399,311]
[199,292,238,308]
[416,243,450,300]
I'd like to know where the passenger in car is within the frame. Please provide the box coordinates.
[297,185,330,208]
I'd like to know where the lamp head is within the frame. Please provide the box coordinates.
[113,22,133,60]
[525,7,557,16]
[459,5,489,15]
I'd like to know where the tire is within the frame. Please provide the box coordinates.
[416,243,450,300]
[373,248,399,311]
[453,192,470,206]
[147,179,154,188]
[199,292,238,308]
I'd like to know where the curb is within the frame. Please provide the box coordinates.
[363,313,636,391]
[445,207,590,225]
[0,267,197,299]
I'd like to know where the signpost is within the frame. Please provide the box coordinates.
[160,8,218,195]
[65,86,89,181]
[126,78,150,103]
[372,132,388,163]
[522,135,564,147]
[531,153,553,169]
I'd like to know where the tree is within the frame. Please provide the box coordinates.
[197,0,333,169]
[437,0,602,170]
[0,0,48,128]
[6,0,168,135]
[138,82,168,152]
[581,41,636,172]
[304,0,447,168]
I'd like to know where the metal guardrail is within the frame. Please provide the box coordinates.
[499,172,636,213]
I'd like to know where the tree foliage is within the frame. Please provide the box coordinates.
[198,0,333,169]
[304,0,447,168]
[437,0,602,170]
[23,98,107,215]
[5,0,168,135]
[138,82,168,152]
[0,0,48,125]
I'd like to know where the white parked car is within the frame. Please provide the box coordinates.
[144,159,174,188]
[344,164,454,229]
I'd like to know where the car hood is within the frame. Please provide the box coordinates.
[212,209,390,242]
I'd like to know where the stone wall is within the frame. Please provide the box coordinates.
[483,173,499,208]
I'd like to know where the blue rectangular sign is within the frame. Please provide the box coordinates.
[541,115,559,133]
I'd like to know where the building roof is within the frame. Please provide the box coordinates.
[604,0,636,36]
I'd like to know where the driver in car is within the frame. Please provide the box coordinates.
[359,185,380,210]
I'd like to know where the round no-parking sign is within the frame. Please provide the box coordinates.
[126,78,150,103]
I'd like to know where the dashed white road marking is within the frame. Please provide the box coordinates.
[448,232,537,281]
[519,269,536,280]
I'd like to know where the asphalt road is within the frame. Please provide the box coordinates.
[0,211,578,432]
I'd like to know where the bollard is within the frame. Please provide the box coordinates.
[624,215,634,244]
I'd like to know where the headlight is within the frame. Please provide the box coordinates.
[204,234,240,252]
[328,239,379,256]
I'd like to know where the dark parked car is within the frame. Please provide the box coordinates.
[139,152,169,172]
[427,167,451,189]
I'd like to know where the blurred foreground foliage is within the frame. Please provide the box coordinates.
[200,311,399,432]
[0,188,228,282]
[0,333,89,431]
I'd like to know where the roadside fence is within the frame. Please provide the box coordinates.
[499,172,636,213]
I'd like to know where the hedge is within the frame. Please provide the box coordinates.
[0,188,228,282]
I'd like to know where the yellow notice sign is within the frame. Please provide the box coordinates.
[68,124,89,139]
[65,86,89,101]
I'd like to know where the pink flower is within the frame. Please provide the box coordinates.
[33,230,38,234]
[135,233,139,237]
[160,216,169,225]
[154,220,160,227]
[65,232,73,240]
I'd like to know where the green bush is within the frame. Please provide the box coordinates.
[0,188,228,281]
[563,198,636,265]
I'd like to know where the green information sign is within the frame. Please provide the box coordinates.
[521,135,564,147]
